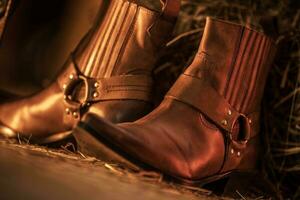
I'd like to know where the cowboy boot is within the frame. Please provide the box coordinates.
[0,0,180,143]
[74,17,277,185]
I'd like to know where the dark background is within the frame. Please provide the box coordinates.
[0,0,102,95]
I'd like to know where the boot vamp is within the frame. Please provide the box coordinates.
[106,99,226,180]
[89,100,152,124]
[0,82,70,137]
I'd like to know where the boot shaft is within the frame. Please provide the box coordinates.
[55,0,179,127]
[185,18,276,114]
[74,0,178,79]
[166,17,277,144]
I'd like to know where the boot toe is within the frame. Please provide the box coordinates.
[74,113,194,179]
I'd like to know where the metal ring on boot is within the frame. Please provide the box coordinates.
[63,74,91,107]
[230,114,251,145]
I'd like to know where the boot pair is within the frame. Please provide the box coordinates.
[73,16,276,187]
[0,0,276,189]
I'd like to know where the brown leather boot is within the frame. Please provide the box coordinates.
[0,0,180,143]
[74,17,276,185]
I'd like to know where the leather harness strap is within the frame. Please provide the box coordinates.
[57,56,153,122]
[166,74,258,140]
[81,75,153,102]
[58,57,153,104]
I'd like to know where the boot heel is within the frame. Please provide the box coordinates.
[73,124,141,171]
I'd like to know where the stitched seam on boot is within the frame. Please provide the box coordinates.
[245,40,274,112]
[229,29,255,110]
[84,0,120,76]
[242,36,269,112]
[103,3,131,78]
[224,27,244,98]
[111,6,158,75]
[237,32,263,112]
[110,5,139,76]
[94,1,125,77]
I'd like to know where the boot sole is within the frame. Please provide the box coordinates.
[0,123,74,145]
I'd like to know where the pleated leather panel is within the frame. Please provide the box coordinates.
[185,18,276,114]
[75,0,164,79]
